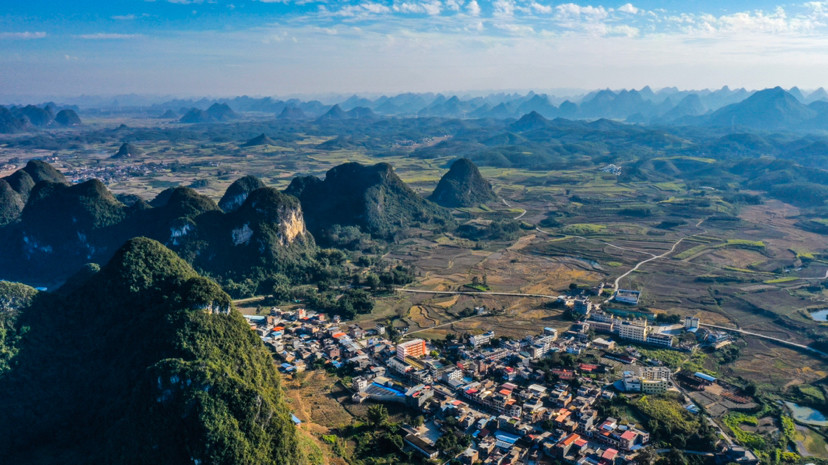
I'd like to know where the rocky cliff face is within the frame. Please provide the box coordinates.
[0,162,317,286]
[219,175,266,213]
[286,162,453,241]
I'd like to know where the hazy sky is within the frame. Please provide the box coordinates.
[2,0,828,98]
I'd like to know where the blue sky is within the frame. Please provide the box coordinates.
[2,1,828,98]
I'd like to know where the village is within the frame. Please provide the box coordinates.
[242,293,762,465]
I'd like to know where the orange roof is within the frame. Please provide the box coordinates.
[332,332,346,338]
[574,438,588,447]
[555,411,572,422]
[499,389,512,396]
[273,326,285,331]
[602,448,618,460]
[620,430,637,441]
[561,434,581,447]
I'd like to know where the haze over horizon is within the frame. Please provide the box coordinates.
[3,0,828,97]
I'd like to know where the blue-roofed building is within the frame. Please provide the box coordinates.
[694,372,717,383]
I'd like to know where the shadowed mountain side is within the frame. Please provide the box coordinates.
[429,158,496,208]
[285,162,454,241]
[0,237,307,464]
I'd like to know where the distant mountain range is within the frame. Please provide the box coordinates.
[0,104,81,133]
[137,86,828,123]
[6,86,828,133]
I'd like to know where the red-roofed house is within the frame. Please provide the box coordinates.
[619,430,637,450]
[602,448,618,461]
[555,433,582,458]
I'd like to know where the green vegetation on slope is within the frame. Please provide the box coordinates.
[0,238,309,464]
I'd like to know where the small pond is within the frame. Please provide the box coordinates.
[809,309,828,322]
[785,402,828,426]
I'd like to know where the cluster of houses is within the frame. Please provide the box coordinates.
[244,308,661,464]
[64,161,171,185]
[241,301,752,464]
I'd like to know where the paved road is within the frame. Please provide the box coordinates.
[700,323,827,358]
[610,237,689,291]
[654,449,714,456]
[232,296,267,305]
[404,312,486,336]
[803,269,828,281]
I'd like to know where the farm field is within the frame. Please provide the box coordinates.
[2,115,828,398]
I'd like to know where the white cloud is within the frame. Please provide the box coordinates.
[444,0,462,11]
[530,2,552,14]
[78,33,141,40]
[555,3,608,21]
[466,0,481,16]
[394,1,442,16]
[495,23,534,34]
[465,20,484,31]
[111,14,137,20]
[618,3,638,15]
[607,24,639,37]
[493,0,515,17]
[0,31,47,39]
[336,2,391,17]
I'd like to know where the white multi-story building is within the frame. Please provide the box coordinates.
[470,330,495,348]
[622,366,671,394]
[617,320,648,342]
[685,316,700,330]
[443,369,463,383]
[646,332,674,348]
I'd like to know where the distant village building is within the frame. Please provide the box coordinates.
[616,319,648,343]
[404,434,439,459]
[396,339,427,360]
[685,316,700,330]
[613,289,641,305]
[573,298,593,316]
[622,366,672,394]
[592,338,615,350]
[470,330,495,348]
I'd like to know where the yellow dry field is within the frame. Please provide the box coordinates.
[284,371,352,465]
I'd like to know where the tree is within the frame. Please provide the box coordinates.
[365,273,381,290]
[267,273,292,301]
[661,449,688,465]
[367,404,389,428]
[636,448,657,465]
[413,415,425,428]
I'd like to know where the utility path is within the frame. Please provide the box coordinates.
[700,323,827,358]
